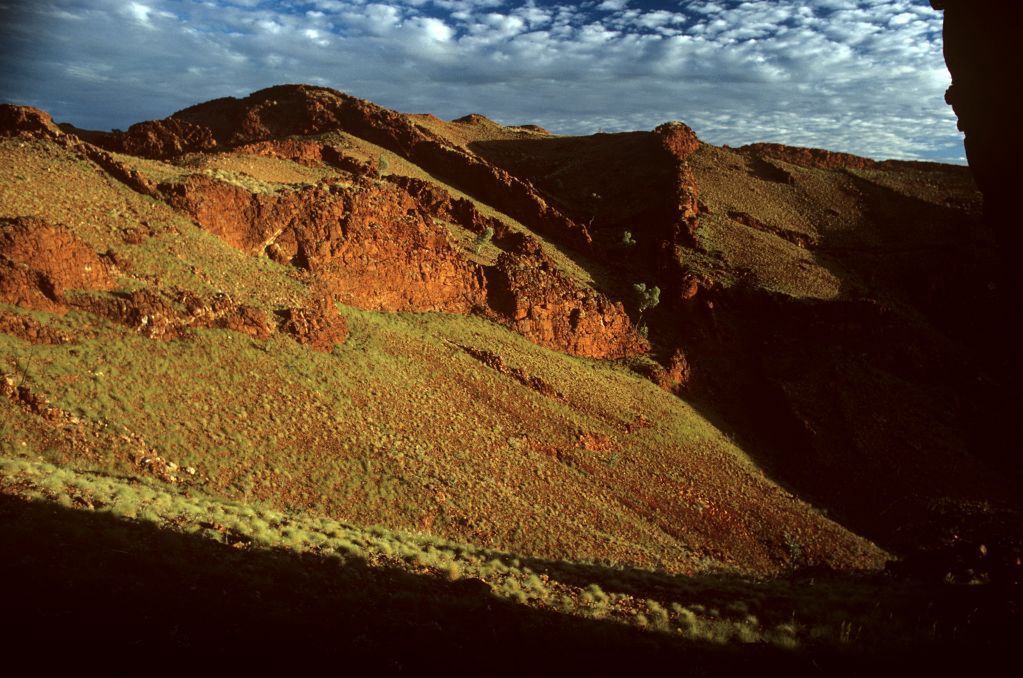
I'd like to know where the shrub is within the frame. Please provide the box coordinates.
[472,227,494,255]
[632,283,660,321]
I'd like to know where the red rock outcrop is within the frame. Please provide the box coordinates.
[385,175,510,241]
[277,295,349,352]
[484,239,647,359]
[654,122,702,247]
[633,348,692,393]
[0,216,115,313]
[0,311,72,344]
[0,105,63,138]
[233,139,377,176]
[114,118,218,158]
[77,143,160,196]
[83,85,592,252]
[233,138,327,165]
[73,288,275,341]
[65,285,350,350]
[161,175,487,314]
[0,263,62,313]
[458,344,564,400]
[656,121,701,159]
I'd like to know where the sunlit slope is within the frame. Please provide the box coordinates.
[0,130,882,575]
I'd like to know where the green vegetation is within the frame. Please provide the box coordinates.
[2,103,1013,668]
[472,226,495,255]
[2,298,790,573]
[631,283,660,330]
[2,455,1012,659]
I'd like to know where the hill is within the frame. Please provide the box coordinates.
[1,85,1019,668]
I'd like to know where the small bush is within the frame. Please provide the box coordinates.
[472,227,494,255]
[632,283,660,320]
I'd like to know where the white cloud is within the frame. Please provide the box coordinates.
[420,16,454,41]
[0,0,963,163]
[125,2,154,28]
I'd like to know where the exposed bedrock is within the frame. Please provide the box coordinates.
[161,176,487,314]
[0,104,64,138]
[161,174,645,358]
[485,238,648,359]
[80,85,592,252]
[0,216,115,313]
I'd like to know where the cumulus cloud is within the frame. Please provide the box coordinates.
[0,0,962,162]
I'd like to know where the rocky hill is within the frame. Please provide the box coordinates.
[1,85,1019,669]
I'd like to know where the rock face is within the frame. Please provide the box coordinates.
[654,122,702,247]
[74,289,276,341]
[161,175,487,314]
[385,175,510,242]
[162,171,644,358]
[81,85,592,251]
[0,105,63,138]
[117,118,219,158]
[277,295,349,352]
[485,239,647,359]
[0,216,114,313]
[930,1,1023,260]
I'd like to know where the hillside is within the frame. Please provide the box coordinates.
[1,86,1019,668]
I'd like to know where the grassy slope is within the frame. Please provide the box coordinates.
[2,455,1015,670]
[1,123,1019,667]
[0,133,885,575]
[687,144,989,302]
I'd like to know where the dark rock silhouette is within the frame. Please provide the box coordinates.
[931,1,1023,261]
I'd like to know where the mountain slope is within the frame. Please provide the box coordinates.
[1,84,1020,665]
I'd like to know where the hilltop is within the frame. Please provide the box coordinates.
[1,85,1019,669]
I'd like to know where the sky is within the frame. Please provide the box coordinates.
[0,0,964,163]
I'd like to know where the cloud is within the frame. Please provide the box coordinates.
[0,0,962,163]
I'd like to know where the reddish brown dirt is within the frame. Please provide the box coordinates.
[161,175,487,314]
[0,216,114,313]
[485,238,647,359]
